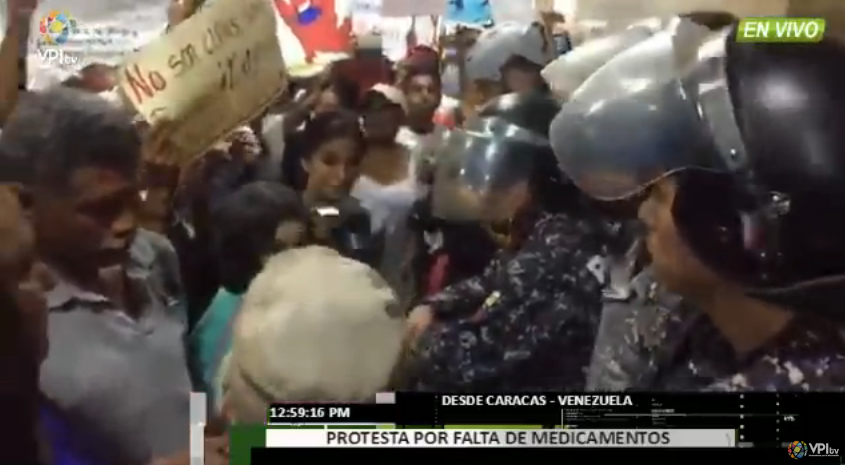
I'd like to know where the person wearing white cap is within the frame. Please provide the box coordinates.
[221,246,406,421]
[353,84,427,305]
[353,84,422,236]
[463,22,554,109]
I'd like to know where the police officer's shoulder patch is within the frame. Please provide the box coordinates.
[585,255,608,285]
[483,291,501,309]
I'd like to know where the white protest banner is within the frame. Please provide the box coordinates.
[350,0,382,16]
[381,0,447,18]
[489,0,540,25]
[572,0,788,22]
[370,16,438,60]
[274,0,353,77]
[180,0,354,78]
[117,0,287,165]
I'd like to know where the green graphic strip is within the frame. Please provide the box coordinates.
[444,425,542,429]
[230,424,267,465]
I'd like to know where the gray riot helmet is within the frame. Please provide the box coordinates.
[465,22,551,83]
[549,17,715,201]
[431,118,549,222]
[541,24,658,99]
[469,91,591,216]
[550,18,845,318]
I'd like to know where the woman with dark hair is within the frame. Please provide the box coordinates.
[298,110,364,204]
[297,110,379,267]
[190,181,308,408]
[277,72,360,190]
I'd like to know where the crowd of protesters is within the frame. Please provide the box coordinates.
[2,1,845,464]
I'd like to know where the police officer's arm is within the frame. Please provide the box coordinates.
[703,350,845,392]
[419,254,502,318]
[414,215,604,388]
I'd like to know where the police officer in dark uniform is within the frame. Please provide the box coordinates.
[405,92,614,391]
[551,18,845,390]
[541,26,666,391]
[580,14,740,391]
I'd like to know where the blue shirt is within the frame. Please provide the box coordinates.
[190,288,243,408]
[41,401,106,465]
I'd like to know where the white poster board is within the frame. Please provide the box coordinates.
[489,0,540,25]
[118,0,287,164]
[381,0,447,18]
[573,0,789,22]
[177,0,354,77]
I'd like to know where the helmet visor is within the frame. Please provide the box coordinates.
[550,19,718,200]
[431,124,541,221]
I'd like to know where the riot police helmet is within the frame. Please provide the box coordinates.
[549,19,845,317]
[541,24,658,100]
[475,91,562,138]
[431,92,564,221]
[465,22,552,85]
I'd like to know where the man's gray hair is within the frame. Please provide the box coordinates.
[224,246,405,423]
[0,87,141,186]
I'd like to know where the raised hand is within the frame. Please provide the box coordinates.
[167,0,198,29]
[7,0,38,19]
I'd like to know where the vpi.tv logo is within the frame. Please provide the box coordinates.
[788,441,839,459]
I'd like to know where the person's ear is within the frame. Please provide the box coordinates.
[300,157,311,174]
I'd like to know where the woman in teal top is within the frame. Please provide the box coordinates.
[190,182,308,409]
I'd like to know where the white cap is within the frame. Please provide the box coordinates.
[225,246,404,421]
[465,21,550,82]
[365,83,407,110]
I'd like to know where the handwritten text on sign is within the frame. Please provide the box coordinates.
[118,0,287,165]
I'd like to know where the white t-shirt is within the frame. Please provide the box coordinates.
[351,127,438,234]
[261,113,286,160]
[396,125,444,173]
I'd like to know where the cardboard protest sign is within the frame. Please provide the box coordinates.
[117,0,287,165]
[381,0,448,17]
